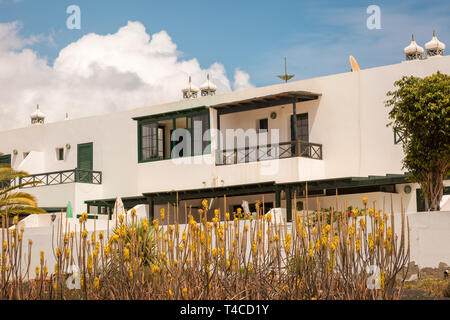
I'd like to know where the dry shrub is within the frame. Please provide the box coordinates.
[0,195,410,300]
[444,282,450,298]
[414,278,450,298]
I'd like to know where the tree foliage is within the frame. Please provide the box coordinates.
[386,71,450,211]
[0,153,47,216]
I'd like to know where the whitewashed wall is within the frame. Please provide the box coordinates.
[0,56,449,215]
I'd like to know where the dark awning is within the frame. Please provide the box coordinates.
[132,106,208,122]
[85,196,147,209]
[281,174,410,192]
[143,181,277,204]
[85,174,409,208]
[212,90,321,115]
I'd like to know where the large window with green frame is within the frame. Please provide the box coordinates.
[138,108,210,163]
[191,113,210,156]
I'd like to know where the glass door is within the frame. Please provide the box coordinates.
[291,113,309,156]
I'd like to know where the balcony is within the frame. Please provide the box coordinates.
[15,168,102,188]
[216,140,322,165]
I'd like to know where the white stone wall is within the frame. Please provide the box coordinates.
[0,56,449,214]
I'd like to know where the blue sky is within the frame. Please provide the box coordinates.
[0,0,449,130]
[2,0,448,86]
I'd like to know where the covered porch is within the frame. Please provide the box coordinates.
[85,174,411,223]
[211,90,323,165]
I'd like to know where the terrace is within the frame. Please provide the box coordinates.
[211,90,323,165]
[132,91,323,167]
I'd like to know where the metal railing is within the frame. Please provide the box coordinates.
[15,168,102,188]
[216,140,322,165]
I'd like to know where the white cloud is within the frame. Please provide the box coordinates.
[0,21,41,50]
[233,68,255,91]
[0,21,254,130]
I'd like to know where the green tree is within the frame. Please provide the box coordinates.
[385,72,450,211]
[0,153,46,216]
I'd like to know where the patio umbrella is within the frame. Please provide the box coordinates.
[67,201,73,218]
[113,197,125,219]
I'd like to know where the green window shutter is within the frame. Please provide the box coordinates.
[77,143,93,183]
[77,143,93,170]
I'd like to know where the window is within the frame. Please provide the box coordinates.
[291,113,309,156]
[157,127,165,159]
[191,113,210,155]
[137,108,210,162]
[293,114,309,142]
[171,128,186,158]
[141,122,158,161]
[258,118,268,133]
[394,127,405,144]
[56,148,64,161]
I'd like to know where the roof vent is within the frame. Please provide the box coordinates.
[182,76,199,100]
[425,30,445,57]
[200,74,217,97]
[30,104,46,125]
[404,34,424,61]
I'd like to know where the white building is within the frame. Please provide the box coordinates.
[1,34,449,222]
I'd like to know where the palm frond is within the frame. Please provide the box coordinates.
[0,165,46,217]
[0,180,43,196]
[0,167,30,182]
[2,206,47,215]
[1,197,39,208]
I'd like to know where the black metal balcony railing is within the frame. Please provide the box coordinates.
[216,140,322,165]
[15,169,102,189]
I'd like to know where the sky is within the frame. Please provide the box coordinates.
[0,0,449,130]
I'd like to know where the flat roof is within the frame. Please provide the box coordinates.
[132,106,208,122]
[131,90,322,121]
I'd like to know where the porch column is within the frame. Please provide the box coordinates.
[147,197,155,221]
[275,188,281,208]
[292,96,297,142]
[217,111,221,164]
[286,187,292,222]
[175,194,181,224]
